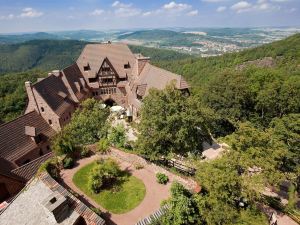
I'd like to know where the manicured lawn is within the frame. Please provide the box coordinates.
[72,161,146,214]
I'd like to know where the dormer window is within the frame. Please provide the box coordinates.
[83,64,90,71]
[41,107,45,112]
[124,63,130,69]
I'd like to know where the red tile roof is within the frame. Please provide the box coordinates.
[12,152,53,181]
[33,74,75,116]
[0,111,56,163]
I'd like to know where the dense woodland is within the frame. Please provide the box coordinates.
[0,34,299,224]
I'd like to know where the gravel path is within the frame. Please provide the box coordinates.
[60,150,196,225]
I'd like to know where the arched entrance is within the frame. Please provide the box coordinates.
[104,98,116,107]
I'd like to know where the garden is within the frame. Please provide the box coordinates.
[72,158,146,214]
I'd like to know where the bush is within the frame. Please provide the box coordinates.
[38,158,60,179]
[80,146,89,158]
[156,173,169,184]
[91,207,102,216]
[63,157,74,169]
[97,138,110,154]
[88,159,121,193]
[134,163,144,170]
[108,124,127,148]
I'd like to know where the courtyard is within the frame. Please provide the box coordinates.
[60,147,197,225]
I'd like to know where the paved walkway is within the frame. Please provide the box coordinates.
[60,150,196,225]
[259,204,299,225]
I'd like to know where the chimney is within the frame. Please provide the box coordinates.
[42,192,70,223]
[52,70,61,77]
[136,54,150,75]
[25,126,41,143]
[25,81,39,114]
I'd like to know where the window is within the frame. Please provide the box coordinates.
[41,107,44,112]
[102,78,113,83]
[39,149,43,156]
[102,67,110,72]
[23,159,31,165]
[46,145,50,150]
[83,64,90,71]
[48,119,52,125]
[124,63,130,69]
[89,77,98,83]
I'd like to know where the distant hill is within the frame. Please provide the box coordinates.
[0,39,192,74]
[0,40,87,74]
[0,32,60,44]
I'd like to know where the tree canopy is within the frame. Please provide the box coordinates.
[136,83,212,159]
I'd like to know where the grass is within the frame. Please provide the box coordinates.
[72,161,146,214]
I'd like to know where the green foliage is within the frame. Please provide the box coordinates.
[38,158,60,179]
[73,161,146,214]
[66,98,110,145]
[97,138,110,154]
[0,70,46,122]
[108,124,127,148]
[156,173,169,184]
[0,40,86,74]
[91,207,102,216]
[88,159,121,193]
[80,146,89,158]
[161,182,201,225]
[51,131,76,156]
[63,157,74,169]
[137,83,212,159]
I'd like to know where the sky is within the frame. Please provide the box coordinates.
[0,0,299,33]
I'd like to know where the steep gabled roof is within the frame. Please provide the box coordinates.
[0,158,25,183]
[33,74,75,116]
[11,152,53,181]
[0,111,55,163]
[135,63,189,96]
[77,43,136,79]
[62,63,88,102]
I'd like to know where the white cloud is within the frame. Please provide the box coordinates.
[112,1,132,8]
[19,8,43,18]
[202,0,228,2]
[0,14,14,20]
[163,1,192,12]
[231,1,252,13]
[142,11,152,16]
[217,6,227,12]
[111,1,141,17]
[187,10,198,16]
[90,9,104,16]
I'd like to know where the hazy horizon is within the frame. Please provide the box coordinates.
[0,0,299,33]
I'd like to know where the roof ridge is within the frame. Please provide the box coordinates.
[11,152,53,173]
[0,111,37,128]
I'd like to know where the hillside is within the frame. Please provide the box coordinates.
[0,32,60,44]
[0,39,192,75]
[0,40,87,74]
[155,33,300,87]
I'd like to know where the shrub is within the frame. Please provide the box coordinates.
[63,157,74,169]
[88,159,121,193]
[38,158,60,179]
[108,124,127,148]
[134,163,144,170]
[80,146,89,158]
[156,173,169,184]
[97,138,110,154]
[91,207,102,216]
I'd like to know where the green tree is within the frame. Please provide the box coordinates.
[65,98,110,145]
[108,124,127,148]
[137,83,211,159]
[162,182,202,225]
